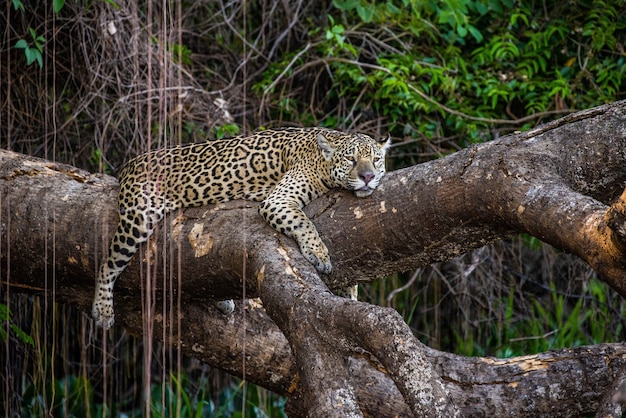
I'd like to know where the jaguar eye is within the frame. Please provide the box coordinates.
[373,156,380,163]
[345,156,356,163]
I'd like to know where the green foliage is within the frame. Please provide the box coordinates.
[333,0,376,23]
[89,148,112,175]
[214,123,240,139]
[149,373,285,418]
[17,370,286,418]
[521,233,542,251]
[456,278,625,357]
[364,245,625,359]
[21,375,97,418]
[14,28,46,68]
[212,381,287,418]
[149,373,216,418]
[0,303,33,346]
[170,43,193,66]
[12,0,68,68]
[11,0,25,12]
[255,0,626,157]
[53,0,65,14]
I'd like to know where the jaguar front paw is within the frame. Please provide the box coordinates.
[301,245,333,274]
[314,258,333,274]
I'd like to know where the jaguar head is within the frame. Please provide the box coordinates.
[318,132,391,197]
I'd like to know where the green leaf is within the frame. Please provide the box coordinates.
[467,24,483,43]
[11,0,24,11]
[11,324,34,346]
[489,0,503,13]
[475,2,488,15]
[14,39,28,49]
[24,48,35,65]
[356,3,375,23]
[53,0,65,13]
[333,0,360,11]
[385,2,401,15]
[101,0,120,8]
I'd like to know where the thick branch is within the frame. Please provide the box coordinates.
[310,101,626,297]
[255,243,458,416]
[3,102,626,300]
[2,101,626,415]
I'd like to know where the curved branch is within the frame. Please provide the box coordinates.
[256,241,458,416]
[2,101,626,415]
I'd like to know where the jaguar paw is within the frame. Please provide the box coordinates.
[301,247,333,274]
[92,300,115,330]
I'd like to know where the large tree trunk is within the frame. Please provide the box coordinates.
[2,101,626,416]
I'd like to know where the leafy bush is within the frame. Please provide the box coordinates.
[255,0,626,164]
[0,302,33,346]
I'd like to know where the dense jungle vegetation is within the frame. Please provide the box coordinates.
[1,0,626,415]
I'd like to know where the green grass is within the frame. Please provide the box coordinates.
[15,371,286,418]
[362,242,626,358]
[486,279,624,358]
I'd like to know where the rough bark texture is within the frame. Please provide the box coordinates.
[2,101,626,416]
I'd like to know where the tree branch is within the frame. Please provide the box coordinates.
[2,100,626,415]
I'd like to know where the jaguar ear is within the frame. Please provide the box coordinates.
[378,133,391,153]
[317,133,335,161]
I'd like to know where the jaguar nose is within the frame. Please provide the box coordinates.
[359,171,375,183]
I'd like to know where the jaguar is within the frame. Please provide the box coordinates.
[92,127,391,329]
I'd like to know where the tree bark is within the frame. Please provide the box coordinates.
[2,101,626,416]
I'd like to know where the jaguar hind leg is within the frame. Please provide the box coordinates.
[92,209,160,329]
[214,299,235,314]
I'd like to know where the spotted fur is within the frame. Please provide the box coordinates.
[92,127,390,328]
